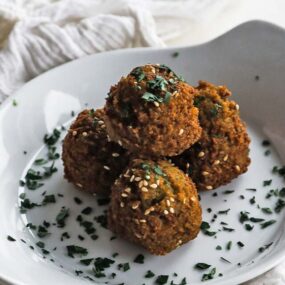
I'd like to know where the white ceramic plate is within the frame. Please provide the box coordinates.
[1,20,285,285]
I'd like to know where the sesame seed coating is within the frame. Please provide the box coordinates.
[172,81,250,191]
[108,159,202,255]
[62,109,129,196]
[104,64,202,157]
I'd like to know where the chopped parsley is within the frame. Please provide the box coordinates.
[81,207,93,215]
[200,221,216,236]
[226,241,232,250]
[275,199,285,213]
[172,52,179,58]
[7,235,16,242]
[259,242,273,253]
[223,190,234,194]
[56,207,69,228]
[155,275,169,285]
[260,220,276,229]
[218,209,230,215]
[201,267,216,281]
[36,241,45,248]
[209,103,222,118]
[145,270,155,278]
[262,207,273,214]
[245,224,254,231]
[44,129,61,146]
[41,194,56,205]
[118,262,130,272]
[194,263,211,270]
[134,254,145,264]
[37,225,50,238]
[80,258,94,266]
[237,241,244,248]
[263,180,272,187]
[66,245,88,258]
[74,197,82,205]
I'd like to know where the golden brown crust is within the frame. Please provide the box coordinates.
[172,81,251,191]
[108,159,202,255]
[62,109,129,196]
[104,64,202,157]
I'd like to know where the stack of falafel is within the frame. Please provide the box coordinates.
[62,64,250,255]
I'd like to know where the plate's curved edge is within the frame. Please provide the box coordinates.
[1,19,285,115]
[1,19,285,285]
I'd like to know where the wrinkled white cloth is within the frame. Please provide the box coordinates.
[0,0,285,284]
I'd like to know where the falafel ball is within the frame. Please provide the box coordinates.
[108,159,202,255]
[104,64,202,157]
[62,109,129,196]
[172,81,251,191]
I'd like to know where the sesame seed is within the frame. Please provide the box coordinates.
[156,180,160,186]
[135,233,142,239]
[76,183,83,188]
[213,160,220,166]
[223,154,228,161]
[166,200,170,207]
[236,104,240,110]
[150,184,158,189]
[202,171,209,176]
[121,193,128,197]
[144,207,154,215]
[206,185,213,190]
[130,175,135,182]
[178,240,183,244]
[191,196,197,202]
[198,151,205,158]
[153,101,160,107]
[186,163,190,168]
[104,165,110,170]
[125,187,131,193]
[173,91,178,97]
[179,129,184,136]
[235,165,241,172]
[98,120,104,125]
[112,153,120,157]
[170,197,175,202]
[144,209,150,215]
[120,202,125,208]
[169,207,175,214]
[72,130,77,136]
[183,198,187,204]
[107,135,111,142]
[164,210,169,215]
[118,140,122,146]
[135,177,142,182]
[138,181,144,188]
[143,180,148,186]
[131,202,139,210]
[140,219,146,223]
[141,187,148,192]
[82,132,88,136]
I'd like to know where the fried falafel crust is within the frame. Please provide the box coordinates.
[62,109,129,196]
[108,159,202,255]
[173,81,251,191]
[104,64,202,157]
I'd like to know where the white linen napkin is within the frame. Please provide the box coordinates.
[0,0,284,284]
